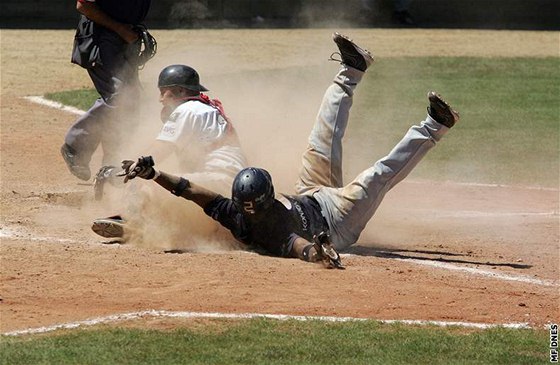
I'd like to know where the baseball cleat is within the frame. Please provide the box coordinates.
[427,91,460,128]
[61,143,91,181]
[92,215,125,238]
[331,32,374,72]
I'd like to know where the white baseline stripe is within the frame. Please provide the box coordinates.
[404,210,559,218]
[406,180,559,192]
[395,258,559,287]
[0,227,77,244]
[24,96,85,116]
[3,227,556,287]
[3,225,556,287]
[441,210,558,218]
[1,310,531,336]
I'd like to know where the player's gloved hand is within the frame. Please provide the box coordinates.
[118,156,156,183]
[93,165,119,200]
[313,231,345,270]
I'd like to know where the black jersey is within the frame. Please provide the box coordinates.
[95,0,151,25]
[204,194,328,257]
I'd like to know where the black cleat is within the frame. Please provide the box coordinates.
[331,32,374,72]
[60,143,91,181]
[427,92,460,128]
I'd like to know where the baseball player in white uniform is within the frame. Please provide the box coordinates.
[92,64,247,245]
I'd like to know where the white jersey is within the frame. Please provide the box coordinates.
[156,99,247,193]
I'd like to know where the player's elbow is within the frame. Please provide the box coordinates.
[76,1,94,16]
[76,1,84,13]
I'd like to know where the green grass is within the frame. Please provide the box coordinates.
[45,57,559,187]
[0,319,550,365]
[346,57,560,187]
[45,88,99,111]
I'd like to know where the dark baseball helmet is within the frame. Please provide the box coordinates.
[158,64,208,92]
[232,167,275,216]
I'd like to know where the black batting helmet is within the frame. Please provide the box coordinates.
[158,64,208,92]
[232,167,275,216]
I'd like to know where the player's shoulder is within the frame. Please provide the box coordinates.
[176,99,217,115]
[277,194,293,210]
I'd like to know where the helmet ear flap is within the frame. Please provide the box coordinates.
[232,168,275,216]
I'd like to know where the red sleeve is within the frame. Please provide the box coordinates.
[77,0,96,3]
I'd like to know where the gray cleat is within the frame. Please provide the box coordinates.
[92,215,125,239]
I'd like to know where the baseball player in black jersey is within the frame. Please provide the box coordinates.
[118,33,460,268]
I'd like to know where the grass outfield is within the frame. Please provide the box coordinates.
[46,57,559,187]
[0,319,549,365]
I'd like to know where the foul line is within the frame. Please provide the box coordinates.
[435,210,558,218]
[0,227,77,244]
[396,258,559,287]
[3,224,557,287]
[24,95,85,116]
[2,310,531,336]
[404,180,559,192]
[3,226,557,288]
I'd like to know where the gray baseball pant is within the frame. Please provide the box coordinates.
[295,65,448,250]
[64,32,140,166]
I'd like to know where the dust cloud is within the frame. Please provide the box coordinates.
[91,39,339,251]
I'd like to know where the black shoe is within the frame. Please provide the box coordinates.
[427,92,460,128]
[92,215,125,239]
[60,143,91,181]
[331,32,374,72]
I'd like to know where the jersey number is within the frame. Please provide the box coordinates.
[243,201,255,214]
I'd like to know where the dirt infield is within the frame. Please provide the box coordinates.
[1,29,558,333]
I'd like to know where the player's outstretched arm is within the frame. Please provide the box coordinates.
[291,234,345,269]
[154,171,220,209]
[118,156,220,209]
[292,236,320,262]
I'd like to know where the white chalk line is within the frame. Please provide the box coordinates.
[2,226,557,288]
[405,180,559,192]
[1,309,531,337]
[0,226,77,244]
[394,258,559,287]
[415,210,558,218]
[24,95,85,116]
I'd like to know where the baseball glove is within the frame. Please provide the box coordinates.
[93,165,119,200]
[133,24,157,69]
